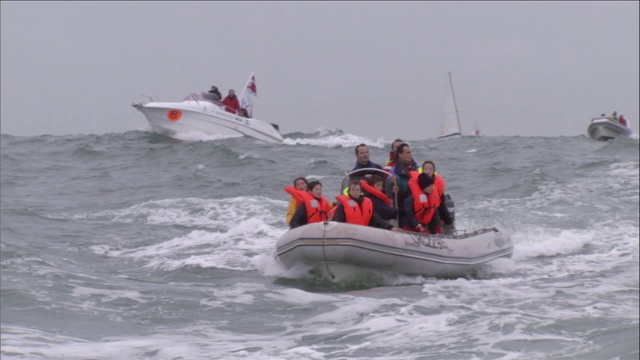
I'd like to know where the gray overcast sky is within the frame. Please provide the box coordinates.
[1,1,638,140]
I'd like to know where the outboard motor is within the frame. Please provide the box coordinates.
[445,194,455,223]
[442,194,456,235]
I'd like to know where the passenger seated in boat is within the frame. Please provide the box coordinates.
[289,181,332,229]
[609,111,618,121]
[361,176,398,221]
[333,180,399,231]
[400,173,443,234]
[350,144,383,181]
[222,89,241,114]
[420,160,455,233]
[284,177,308,225]
[202,85,222,103]
[619,114,628,127]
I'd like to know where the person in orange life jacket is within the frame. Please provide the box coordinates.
[221,89,241,114]
[350,143,383,181]
[284,177,308,225]
[333,180,400,231]
[420,160,454,230]
[400,173,443,234]
[360,176,398,221]
[289,181,332,229]
[386,143,418,209]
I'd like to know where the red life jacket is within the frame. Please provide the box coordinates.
[408,172,441,225]
[298,191,329,223]
[359,179,392,206]
[327,205,337,221]
[283,186,305,207]
[434,174,445,197]
[335,195,373,226]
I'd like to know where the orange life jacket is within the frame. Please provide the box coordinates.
[359,179,392,206]
[434,175,445,197]
[298,191,329,223]
[335,194,373,226]
[283,186,305,207]
[408,172,441,225]
[327,206,337,221]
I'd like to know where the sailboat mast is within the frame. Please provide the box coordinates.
[448,71,462,134]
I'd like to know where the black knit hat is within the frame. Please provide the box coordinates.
[418,173,434,190]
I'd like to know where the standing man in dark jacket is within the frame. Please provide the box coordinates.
[350,143,383,181]
[203,85,222,102]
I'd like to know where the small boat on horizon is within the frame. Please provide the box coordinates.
[587,115,632,141]
[132,72,284,144]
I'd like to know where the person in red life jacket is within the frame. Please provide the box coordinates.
[400,173,443,234]
[289,180,331,229]
[360,176,397,221]
[386,143,418,209]
[333,180,399,231]
[618,114,628,127]
[284,177,308,225]
[350,143,383,181]
[420,160,454,233]
[383,139,405,172]
[221,89,241,114]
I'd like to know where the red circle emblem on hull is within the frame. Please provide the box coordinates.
[167,110,182,121]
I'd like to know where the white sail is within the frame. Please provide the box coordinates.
[438,72,462,139]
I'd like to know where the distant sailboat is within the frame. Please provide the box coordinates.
[438,72,462,139]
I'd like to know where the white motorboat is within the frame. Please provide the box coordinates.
[132,73,284,144]
[587,116,633,141]
[437,72,463,139]
[275,222,513,278]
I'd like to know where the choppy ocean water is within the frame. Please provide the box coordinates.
[1,129,638,360]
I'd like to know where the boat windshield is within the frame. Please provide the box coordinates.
[182,92,221,105]
[340,168,395,198]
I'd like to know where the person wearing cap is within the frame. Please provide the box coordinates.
[203,85,222,103]
[399,173,443,234]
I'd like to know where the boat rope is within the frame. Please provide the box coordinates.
[321,221,335,280]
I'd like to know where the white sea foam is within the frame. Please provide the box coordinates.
[283,129,385,149]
